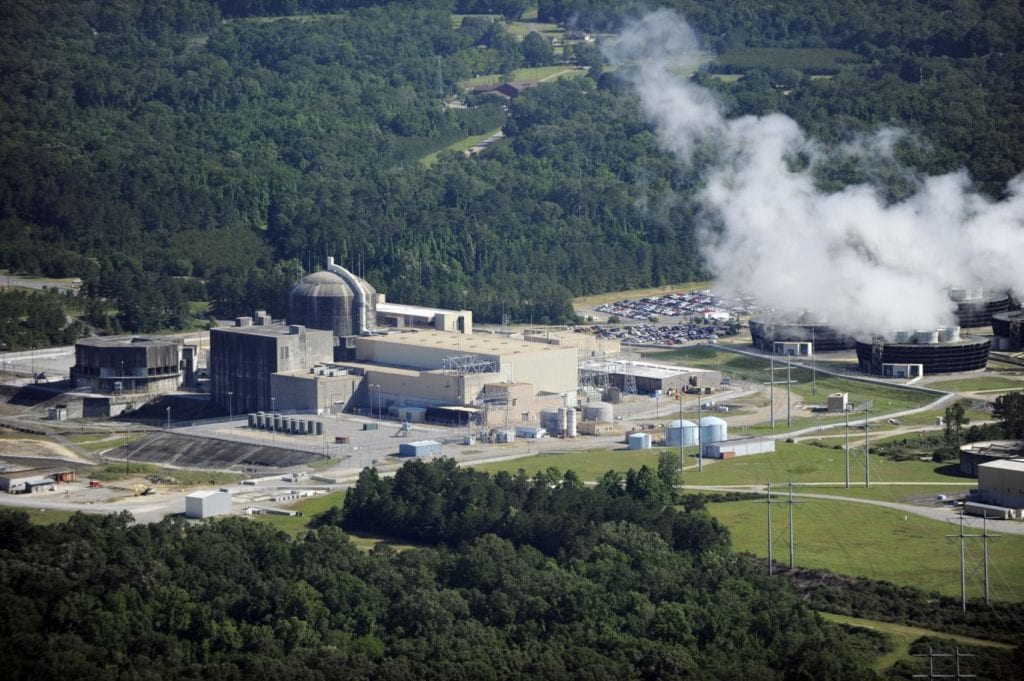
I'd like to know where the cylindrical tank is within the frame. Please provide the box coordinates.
[298,419,308,435]
[273,414,283,431]
[893,330,911,343]
[665,419,698,447]
[314,421,323,435]
[582,401,614,422]
[914,329,939,344]
[699,416,728,443]
[307,419,315,434]
[566,408,578,438]
[289,417,299,434]
[249,413,258,428]
[539,407,563,434]
[627,432,652,450]
[558,407,569,436]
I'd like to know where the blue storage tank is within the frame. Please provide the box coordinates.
[665,419,698,447]
[699,416,728,443]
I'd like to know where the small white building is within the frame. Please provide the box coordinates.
[826,393,848,412]
[701,438,775,460]
[185,490,232,519]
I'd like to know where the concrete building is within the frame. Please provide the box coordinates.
[210,314,334,413]
[71,336,196,395]
[376,302,472,334]
[399,440,442,457]
[0,467,74,493]
[827,393,848,413]
[701,438,775,459]
[185,490,233,519]
[578,358,721,395]
[975,459,1024,511]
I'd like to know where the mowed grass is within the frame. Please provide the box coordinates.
[708,499,1024,601]
[928,377,1024,392]
[468,448,664,479]
[23,509,79,525]
[819,613,1014,673]
[460,65,585,87]
[684,441,958,487]
[250,490,346,537]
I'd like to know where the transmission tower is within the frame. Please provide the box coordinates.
[758,480,803,574]
[913,645,975,680]
[621,360,637,395]
[946,512,1002,611]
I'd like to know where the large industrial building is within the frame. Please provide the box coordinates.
[578,358,721,394]
[748,316,855,352]
[70,336,196,395]
[855,327,990,375]
[972,459,1024,517]
[959,440,1024,476]
[210,312,334,413]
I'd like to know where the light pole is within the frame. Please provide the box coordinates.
[166,406,171,430]
[271,396,276,444]
[227,390,233,428]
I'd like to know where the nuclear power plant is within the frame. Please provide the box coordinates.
[949,287,1013,327]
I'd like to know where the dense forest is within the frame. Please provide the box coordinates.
[1,0,1023,344]
[2,459,1020,679]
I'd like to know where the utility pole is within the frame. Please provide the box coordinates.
[786,354,792,428]
[166,406,171,430]
[769,351,775,429]
[864,401,870,487]
[844,405,851,488]
[227,391,234,430]
[678,391,684,476]
[759,479,802,574]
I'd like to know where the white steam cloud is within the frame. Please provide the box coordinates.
[606,11,1024,336]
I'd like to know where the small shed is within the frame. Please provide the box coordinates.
[399,440,442,457]
[185,490,232,519]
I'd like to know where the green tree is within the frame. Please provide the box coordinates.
[521,31,554,68]
[992,391,1024,439]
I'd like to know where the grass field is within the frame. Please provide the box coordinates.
[87,462,240,486]
[708,499,1024,601]
[468,448,663,479]
[250,490,346,536]
[460,65,585,87]
[684,441,958,487]
[23,509,79,525]
[713,47,863,73]
[928,376,1024,392]
[820,613,1014,673]
[421,126,502,168]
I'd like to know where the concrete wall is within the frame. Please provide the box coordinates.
[271,371,362,414]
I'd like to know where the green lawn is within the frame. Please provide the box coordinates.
[820,613,1014,673]
[683,441,958,487]
[23,509,79,525]
[250,490,346,537]
[460,65,585,87]
[713,47,863,73]
[708,499,1024,601]
[928,377,1024,392]
[506,21,562,40]
[468,448,664,480]
[421,126,502,168]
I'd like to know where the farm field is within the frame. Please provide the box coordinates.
[708,498,1024,601]
[460,65,586,88]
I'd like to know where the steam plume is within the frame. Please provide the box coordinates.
[606,11,1024,336]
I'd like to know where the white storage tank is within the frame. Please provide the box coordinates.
[628,432,652,450]
[665,419,698,447]
[699,416,728,443]
[249,413,258,428]
[558,407,569,436]
[582,401,614,422]
[566,407,578,438]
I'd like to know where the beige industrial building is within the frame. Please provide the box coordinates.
[264,330,577,425]
[976,459,1024,510]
